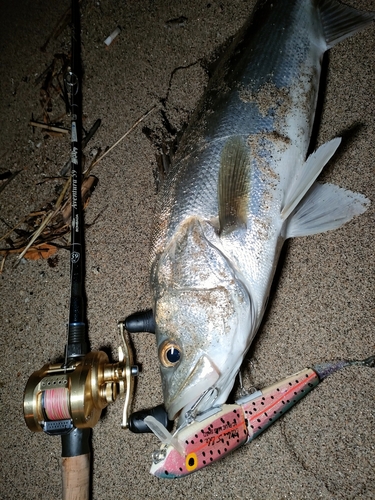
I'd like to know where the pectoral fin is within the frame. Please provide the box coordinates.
[218,136,250,237]
[281,138,341,220]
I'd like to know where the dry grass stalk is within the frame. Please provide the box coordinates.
[1,105,157,270]
[29,121,69,134]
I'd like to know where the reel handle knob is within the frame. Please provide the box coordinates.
[128,404,172,433]
[124,309,155,333]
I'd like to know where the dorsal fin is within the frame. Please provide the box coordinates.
[318,0,375,48]
[218,136,250,237]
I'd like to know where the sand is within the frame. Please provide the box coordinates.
[0,1,374,499]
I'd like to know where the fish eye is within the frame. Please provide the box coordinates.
[159,341,181,367]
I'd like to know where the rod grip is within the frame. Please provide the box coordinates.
[62,454,90,500]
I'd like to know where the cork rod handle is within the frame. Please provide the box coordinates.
[62,454,90,500]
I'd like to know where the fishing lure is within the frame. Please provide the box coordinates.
[145,356,374,478]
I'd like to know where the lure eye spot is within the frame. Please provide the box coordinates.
[186,452,198,472]
[159,341,181,367]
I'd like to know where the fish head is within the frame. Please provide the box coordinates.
[152,217,254,422]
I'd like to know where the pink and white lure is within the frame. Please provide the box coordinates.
[147,357,374,478]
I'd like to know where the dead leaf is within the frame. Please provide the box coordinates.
[24,243,58,260]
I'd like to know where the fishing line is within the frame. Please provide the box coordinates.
[43,388,71,421]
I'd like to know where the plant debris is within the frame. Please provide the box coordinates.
[40,4,72,53]
[20,243,58,261]
[0,171,98,270]
[29,120,69,135]
[30,51,73,144]
[0,105,156,272]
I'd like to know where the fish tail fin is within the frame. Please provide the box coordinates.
[318,0,375,48]
[285,181,370,239]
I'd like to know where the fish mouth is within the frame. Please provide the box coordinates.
[165,354,220,420]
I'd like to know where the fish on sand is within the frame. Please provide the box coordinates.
[149,0,374,424]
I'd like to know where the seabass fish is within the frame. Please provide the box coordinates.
[149,0,373,421]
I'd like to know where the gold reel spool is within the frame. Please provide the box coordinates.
[23,322,137,434]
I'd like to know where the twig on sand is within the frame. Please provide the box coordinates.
[1,105,157,270]
[88,105,157,172]
[29,121,69,134]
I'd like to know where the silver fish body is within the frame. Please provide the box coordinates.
[149,0,373,421]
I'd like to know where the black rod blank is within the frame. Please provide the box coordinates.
[65,0,89,360]
[62,0,90,461]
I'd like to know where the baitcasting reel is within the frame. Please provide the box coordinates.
[23,322,138,435]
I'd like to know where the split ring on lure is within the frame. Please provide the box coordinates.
[146,356,374,478]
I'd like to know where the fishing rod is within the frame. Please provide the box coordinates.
[23,1,139,498]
